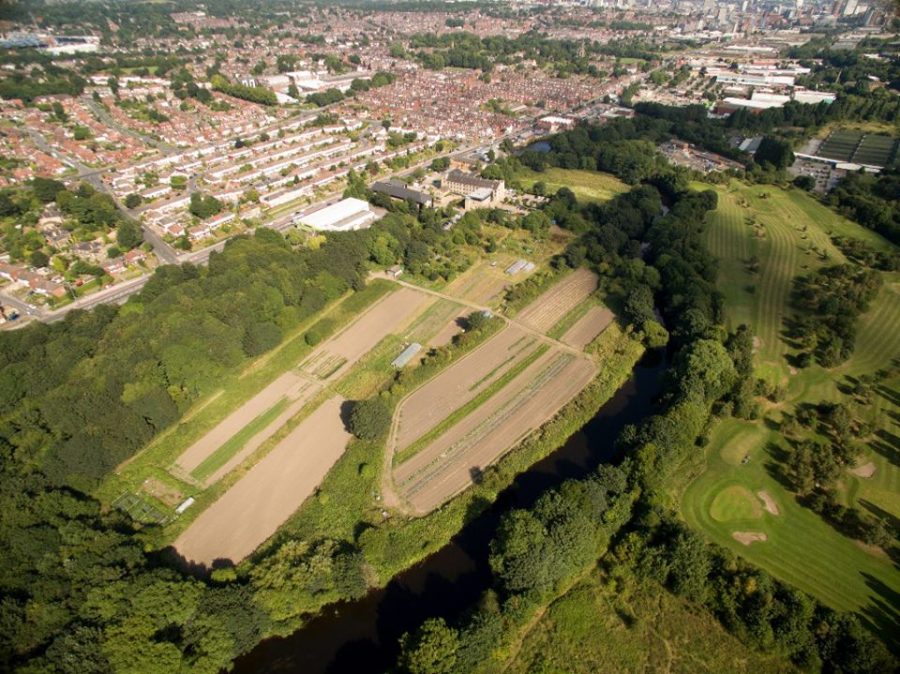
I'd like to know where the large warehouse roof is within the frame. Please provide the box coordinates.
[299,197,376,231]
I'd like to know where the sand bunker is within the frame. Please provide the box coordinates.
[849,461,876,479]
[732,531,768,546]
[756,490,780,516]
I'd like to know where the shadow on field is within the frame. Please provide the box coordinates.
[159,545,234,579]
[764,442,796,492]
[875,385,900,408]
[859,500,900,543]
[340,400,355,433]
[871,429,900,469]
[859,573,900,654]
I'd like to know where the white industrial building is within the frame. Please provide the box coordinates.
[297,197,377,231]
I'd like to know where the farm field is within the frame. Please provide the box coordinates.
[301,287,431,380]
[174,372,321,484]
[682,180,900,644]
[561,305,614,349]
[174,396,352,566]
[515,167,629,204]
[392,324,540,453]
[394,347,595,513]
[516,267,598,333]
[428,309,467,347]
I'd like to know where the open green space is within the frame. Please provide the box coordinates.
[681,180,900,645]
[682,417,898,643]
[515,167,629,204]
[506,569,797,674]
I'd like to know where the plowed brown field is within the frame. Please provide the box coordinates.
[516,268,598,333]
[561,305,614,350]
[300,287,430,380]
[175,372,319,476]
[174,396,352,566]
[394,348,595,513]
[393,325,538,452]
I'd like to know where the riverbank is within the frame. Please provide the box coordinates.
[231,342,663,673]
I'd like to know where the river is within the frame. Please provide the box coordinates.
[232,349,666,674]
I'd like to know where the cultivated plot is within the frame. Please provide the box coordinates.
[300,287,430,380]
[175,372,320,482]
[444,261,513,306]
[174,396,352,566]
[516,268,598,333]
[561,305,614,350]
[394,347,595,513]
[393,324,539,452]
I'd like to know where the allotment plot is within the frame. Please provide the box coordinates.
[174,396,352,566]
[561,305,614,350]
[175,372,321,483]
[301,287,430,380]
[393,324,539,452]
[394,347,595,513]
[516,268,598,333]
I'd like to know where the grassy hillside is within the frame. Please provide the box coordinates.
[680,181,900,646]
[506,569,797,674]
[515,167,629,204]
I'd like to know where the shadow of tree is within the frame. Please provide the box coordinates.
[858,572,900,653]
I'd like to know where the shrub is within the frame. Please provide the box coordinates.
[348,397,391,440]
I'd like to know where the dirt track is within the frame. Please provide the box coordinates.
[562,305,614,350]
[517,268,598,333]
[394,325,538,452]
[174,396,351,566]
[175,372,318,475]
[394,348,595,513]
[301,287,430,380]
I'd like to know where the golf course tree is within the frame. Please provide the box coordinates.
[788,264,882,366]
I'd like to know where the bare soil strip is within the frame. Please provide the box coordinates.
[395,348,595,513]
[174,396,352,566]
[201,385,323,485]
[394,325,538,452]
[561,305,614,350]
[733,531,768,546]
[516,268,599,333]
[300,287,430,381]
[756,490,780,516]
[175,372,316,474]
